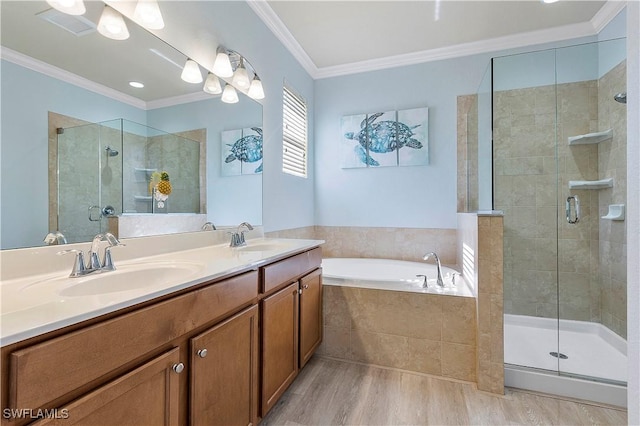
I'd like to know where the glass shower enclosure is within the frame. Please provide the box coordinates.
[490,38,628,395]
[55,119,201,244]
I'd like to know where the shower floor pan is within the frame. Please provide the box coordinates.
[504,314,627,407]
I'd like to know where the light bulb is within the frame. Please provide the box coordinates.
[212,51,233,78]
[181,59,203,84]
[46,0,86,15]
[247,75,265,100]
[221,84,239,104]
[203,73,222,94]
[133,0,165,30]
[97,6,129,40]
[232,59,251,89]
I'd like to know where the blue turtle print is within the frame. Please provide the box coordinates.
[225,127,263,173]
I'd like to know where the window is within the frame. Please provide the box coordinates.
[282,85,307,178]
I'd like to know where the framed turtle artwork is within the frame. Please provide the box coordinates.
[340,107,428,168]
[221,127,263,176]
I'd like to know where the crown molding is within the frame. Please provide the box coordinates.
[246,0,319,78]
[146,91,220,110]
[591,0,627,33]
[1,46,147,110]
[249,0,626,80]
[315,21,597,79]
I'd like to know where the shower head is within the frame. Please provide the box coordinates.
[105,146,119,157]
[614,92,627,104]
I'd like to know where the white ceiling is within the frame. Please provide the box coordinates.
[256,0,621,78]
[0,0,623,107]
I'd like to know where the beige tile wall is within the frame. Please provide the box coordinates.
[494,82,600,322]
[598,61,628,338]
[319,285,477,383]
[267,226,457,265]
[457,95,479,212]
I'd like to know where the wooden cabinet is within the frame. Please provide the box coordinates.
[260,282,300,416]
[190,305,259,426]
[33,348,181,426]
[0,246,323,426]
[299,268,322,369]
[260,249,323,417]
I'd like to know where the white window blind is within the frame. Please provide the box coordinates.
[282,85,307,178]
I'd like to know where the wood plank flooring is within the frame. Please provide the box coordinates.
[261,357,627,426]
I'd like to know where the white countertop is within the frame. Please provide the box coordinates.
[0,238,323,347]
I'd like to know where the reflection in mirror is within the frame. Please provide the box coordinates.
[0,1,263,249]
[52,118,204,244]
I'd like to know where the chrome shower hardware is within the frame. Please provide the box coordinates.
[566,195,580,224]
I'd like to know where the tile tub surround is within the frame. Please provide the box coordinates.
[267,226,457,265]
[457,94,479,212]
[319,285,476,383]
[457,212,505,394]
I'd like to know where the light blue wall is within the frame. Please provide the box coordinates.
[153,1,315,233]
[147,96,263,227]
[314,54,490,229]
[0,60,146,249]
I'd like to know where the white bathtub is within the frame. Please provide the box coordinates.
[321,258,472,297]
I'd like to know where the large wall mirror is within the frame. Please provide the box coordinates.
[0,1,263,249]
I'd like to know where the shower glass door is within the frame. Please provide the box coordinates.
[493,48,560,374]
[57,120,123,243]
[555,39,627,385]
[495,38,628,386]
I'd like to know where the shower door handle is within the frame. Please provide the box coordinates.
[88,205,102,222]
[566,195,580,224]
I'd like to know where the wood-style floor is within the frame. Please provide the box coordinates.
[261,357,627,426]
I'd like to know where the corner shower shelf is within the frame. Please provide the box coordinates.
[568,129,612,145]
[568,178,613,190]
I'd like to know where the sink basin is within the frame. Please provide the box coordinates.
[235,242,289,252]
[52,262,204,297]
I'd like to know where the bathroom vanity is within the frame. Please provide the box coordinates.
[0,238,323,425]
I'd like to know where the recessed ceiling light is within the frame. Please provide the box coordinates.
[129,81,144,88]
[541,0,559,3]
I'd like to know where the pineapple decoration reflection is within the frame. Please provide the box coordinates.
[149,171,172,208]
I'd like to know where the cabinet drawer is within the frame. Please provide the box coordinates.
[262,247,322,294]
[9,271,258,410]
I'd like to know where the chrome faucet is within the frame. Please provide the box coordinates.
[44,231,67,245]
[59,233,124,277]
[229,222,254,247]
[201,221,217,231]
[423,252,445,288]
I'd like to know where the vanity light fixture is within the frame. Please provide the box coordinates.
[212,47,234,78]
[203,72,223,95]
[129,81,144,88]
[247,75,265,100]
[181,59,203,84]
[133,0,165,30]
[232,57,251,89]
[46,0,86,15]
[221,84,239,104]
[97,5,130,40]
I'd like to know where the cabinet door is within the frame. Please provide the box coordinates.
[299,268,323,368]
[190,304,259,426]
[33,348,181,425]
[261,282,299,416]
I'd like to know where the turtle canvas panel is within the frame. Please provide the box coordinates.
[221,127,263,176]
[221,129,242,176]
[397,107,428,166]
[340,113,367,169]
[364,110,398,167]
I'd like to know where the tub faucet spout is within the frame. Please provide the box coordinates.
[423,252,445,288]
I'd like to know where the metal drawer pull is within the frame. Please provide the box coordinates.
[172,363,185,374]
[197,349,208,358]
